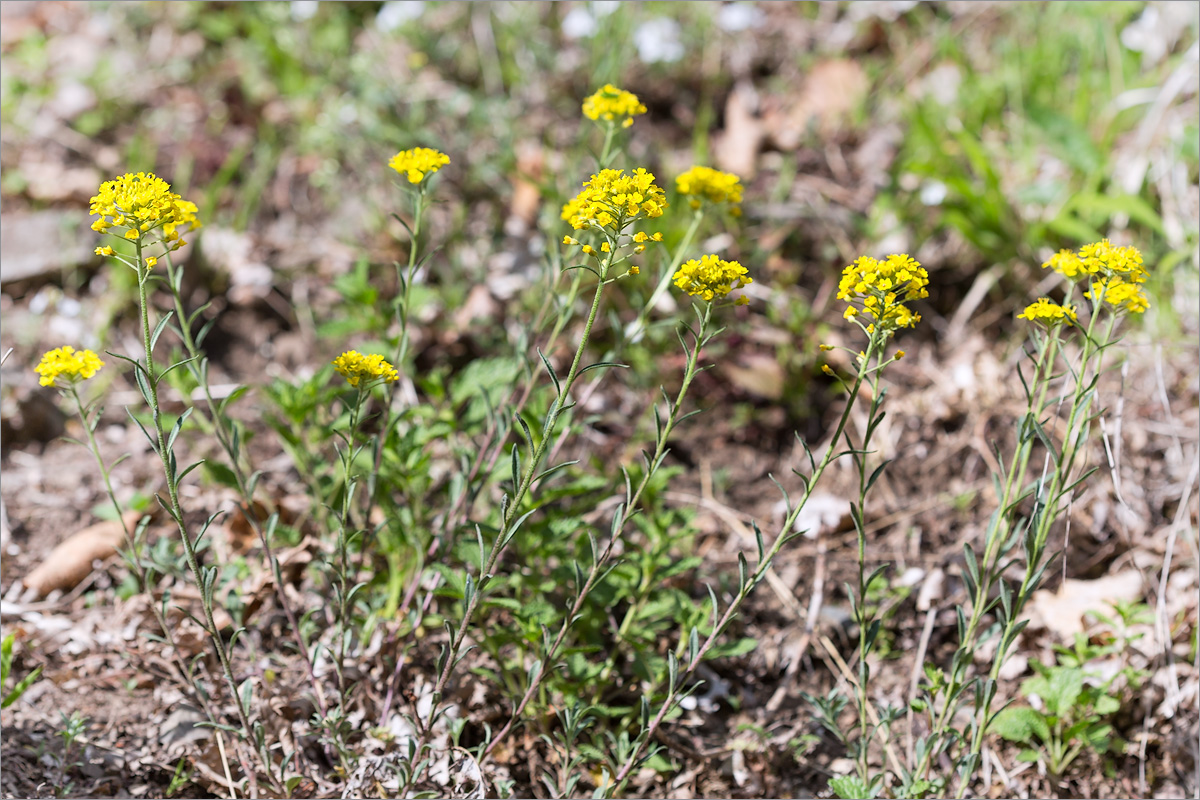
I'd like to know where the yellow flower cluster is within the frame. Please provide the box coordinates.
[35,346,104,388]
[1018,298,1078,326]
[388,147,450,184]
[1089,278,1151,314]
[837,253,928,331]
[561,168,666,232]
[90,172,200,245]
[332,351,399,388]
[675,166,743,213]
[672,254,752,304]
[582,84,647,129]
[1043,239,1149,315]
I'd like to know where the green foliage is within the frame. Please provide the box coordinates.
[990,657,1126,779]
[1,634,43,710]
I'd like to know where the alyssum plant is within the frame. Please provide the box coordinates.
[809,240,1148,800]
[32,75,1145,797]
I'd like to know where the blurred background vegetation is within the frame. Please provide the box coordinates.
[3,2,1196,386]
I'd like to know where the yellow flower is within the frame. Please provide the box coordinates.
[837,253,928,332]
[145,257,157,268]
[675,166,743,211]
[582,245,594,255]
[1018,298,1078,325]
[90,172,201,245]
[894,350,905,360]
[672,254,753,302]
[1079,239,1146,283]
[582,84,647,128]
[332,351,400,388]
[1089,278,1150,315]
[1044,240,1147,285]
[561,168,667,232]
[819,344,834,351]
[94,246,114,256]
[629,265,640,275]
[1044,248,1088,278]
[388,147,450,184]
[821,364,835,376]
[35,346,104,388]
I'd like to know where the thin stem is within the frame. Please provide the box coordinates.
[334,385,368,718]
[161,247,331,721]
[400,259,613,796]
[913,331,1061,783]
[955,311,1118,796]
[360,184,427,585]
[851,335,884,783]
[68,384,215,721]
[134,246,277,790]
[597,121,617,170]
[609,350,871,796]
[482,302,714,763]
[624,210,704,346]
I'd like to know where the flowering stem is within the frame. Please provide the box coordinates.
[401,260,612,794]
[160,249,331,722]
[598,121,617,169]
[133,244,277,790]
[624,210,704,345]
[955,307,1118,796]
[359,185,427,577]
[610,346,871,797]
[67,384,215,720]
[482,301,715,764]
[913,330,1060,785]
[850,334,885,784]
[333,386,368,721]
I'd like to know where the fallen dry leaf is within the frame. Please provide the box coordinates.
[764,59,869,150]
[508,141,544,233]
[719,352,785,400]
[240,536,317,624]
[1028,570,1145,641]
[714,81,765,179]
[22,511,143,598]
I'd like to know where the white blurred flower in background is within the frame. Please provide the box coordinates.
[634,17,684,64]
[561,7,597,39]
[376,1,426,34]
[291,0,319,22]
[716,2,765,33]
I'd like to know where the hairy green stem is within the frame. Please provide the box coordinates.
[68,384,215,720]
[610,349,871,796]
[851,335,885,784]
[913,331,1061,785]
[955,306,1119,797]
[482,302,715,763]
[624,210,704,346]
[400,257,613,796]
[134,245,276,789]
[161,248,331,722]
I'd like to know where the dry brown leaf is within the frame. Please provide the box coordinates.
[1028,570,1145,641]
[765,59,869,150]
[714,81,765,179]
[719,352,785,400]
[509,141,544,232]
[240,536,317,624]
[22,511,142,598]
[225,499,270,554]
